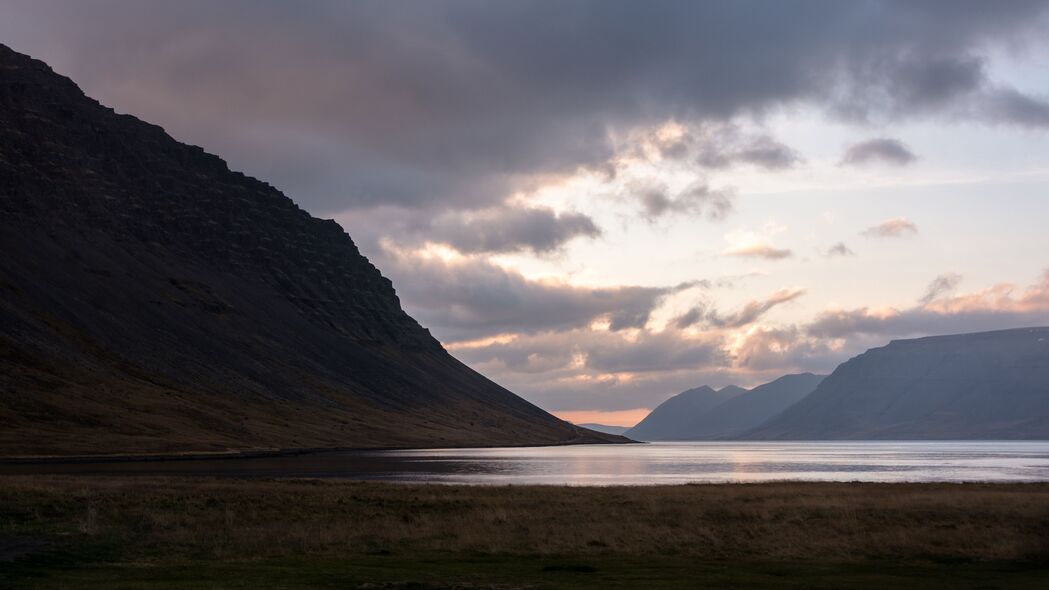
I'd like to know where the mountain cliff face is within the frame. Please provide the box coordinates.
[745,328,1049,440]
[0,44,622,456]
[624,385,746,441]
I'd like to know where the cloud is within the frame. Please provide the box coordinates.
[428,206,600,255]
[378,247,700,341]
[861,217,918,238]
[631,180,734,221]
[722,230,794,260]
[808,270,1049,340]
[5,1,1049,216]
[655,123,802,170]
[450,270,1049,414]
[919,273,963,305]
[730,326,844,372]
[452,326,724,376]
[724,243,793,260]
[731,136,802,170]
[840,138,917,166]
[678,288,806,329]
[585,330,725,374]
[984,87,1049,127]
[826,242,855,257]
[452,307,840,412]
[673,305,707,330]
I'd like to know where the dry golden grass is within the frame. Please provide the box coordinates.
[2,476,1048,563]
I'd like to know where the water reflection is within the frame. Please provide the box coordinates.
[3,441,1049,485]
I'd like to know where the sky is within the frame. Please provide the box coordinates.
[4,0,1049,426]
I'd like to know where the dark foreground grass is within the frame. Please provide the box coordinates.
[1,477,1048,589]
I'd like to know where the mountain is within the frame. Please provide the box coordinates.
[624,385,746,441]
[745,328,1049,440]
[0,44,624,456]
[576,423,631,436]
[677,373,825,440]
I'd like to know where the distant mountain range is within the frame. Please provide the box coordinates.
[577,423,632,436]
[627,327,1049,441]
[624,385,748,441]
[746,327,1049,440]
[0,44,622,456]
[625,376,822,441]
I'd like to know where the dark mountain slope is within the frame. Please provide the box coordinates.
[679,373,825,440]
[745,328,1049,440]
[0,44,622,456]
[624,385,746,441]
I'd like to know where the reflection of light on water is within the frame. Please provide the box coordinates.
[9,442,1049,485]
[727,448,763,483]
[378,441,1049,486]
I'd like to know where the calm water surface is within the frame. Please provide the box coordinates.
[5,441,1049,484]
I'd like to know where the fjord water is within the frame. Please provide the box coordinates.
[6,441,1049,484]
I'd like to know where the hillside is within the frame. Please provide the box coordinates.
[576,423,631,436]
[0,44,622,456]
[679,373,825,440]
[746,328,1049,439]
[624,385,746,441]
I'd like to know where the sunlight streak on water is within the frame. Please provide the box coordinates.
[373,441,1049,485]
[5,441,1049,485]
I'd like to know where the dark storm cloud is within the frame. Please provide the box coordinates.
[841,138,918,166]
[3,0,1048,216]
[429,206,600,255]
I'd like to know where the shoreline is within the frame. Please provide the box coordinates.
[0,438,645,465]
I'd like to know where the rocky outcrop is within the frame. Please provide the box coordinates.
[0,44,623,455]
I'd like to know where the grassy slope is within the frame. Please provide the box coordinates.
[1,477,1048,588]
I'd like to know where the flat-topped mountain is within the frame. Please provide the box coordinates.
[746,328,1049,439]
[0,44,622,456]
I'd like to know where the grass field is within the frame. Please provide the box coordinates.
[2,476,1048,588]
